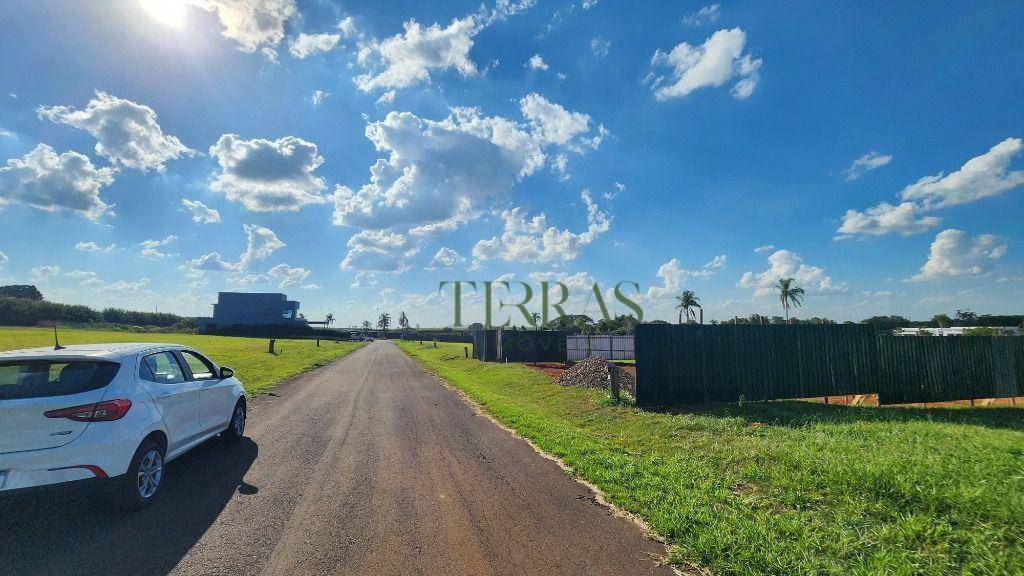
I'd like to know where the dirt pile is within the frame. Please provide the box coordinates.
[557,357,636,397]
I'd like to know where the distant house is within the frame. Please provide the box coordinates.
[196,292,308,332]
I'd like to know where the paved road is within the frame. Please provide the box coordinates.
[1,341,673,576]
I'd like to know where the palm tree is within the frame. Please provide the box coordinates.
[378,312,391,332]
[361,320,372,330]
[674,290,701,324]
[398,311,409,329]
[775,278,805,323]
[325,313,334,327]
[531,311,542,327]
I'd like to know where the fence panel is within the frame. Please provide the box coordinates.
[635,324,880,407]
[472,329,498,362]
[566,335,635,361]
[499,330,567,363]
[876,336,1020,404]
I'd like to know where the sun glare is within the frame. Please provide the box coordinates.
[139,0,188,29]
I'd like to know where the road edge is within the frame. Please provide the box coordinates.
[394,342,690,576]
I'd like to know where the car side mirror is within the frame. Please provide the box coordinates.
[219,366,234,379]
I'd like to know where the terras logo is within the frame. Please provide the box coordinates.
[438,280,643,327]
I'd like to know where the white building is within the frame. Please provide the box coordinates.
[894,327,1021,336]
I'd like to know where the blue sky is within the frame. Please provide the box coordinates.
[1,0,1022,327]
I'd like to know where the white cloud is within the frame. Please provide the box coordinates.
[332,95,601,232]
[30,265,61,281]
[644,255,726,300]
[0,127,15,138]
[66,269,101,287]
[311,90,330,108]
[375,90,397,107]
[527,270,595,292]
[137,235,177,260]
[267,263,310,288]
[753,244,774,254]
[899,138,1024,209]
[102,278,151,293]
[180,198,221,224]
[65,269,94,278]
[351,271,377,288]
[354,16,480,93]
[188,251,235,272]
[581,0,599,9]
[261,46,280,63]
[526,53,549,70]
[341,230,419,272]
[590,36,610,58]
[75,241,116,253]
[187,0,297,53]
[289,32,340,58]
[472,190,610,264]
[238,224,284,270]
[301,283,321,290]
[354,1,533,93]
[227,273,270,286]
[184,224,284,280]
[519,93,594,148]
[704,254,727,269]
[427,247,465,269]
[336,16,358,38]
[682,4,720,26]
[650,28,761,101]
[0,251,8,265]
[908,229,1008,281]
[0,144,115,220]
[836,138,1023,239]
[486,0,536,23]
[209,134,327,211]
[37,91,194,172]
[739,249,846,297]
[836,201,940,239]
[842,150,892,181]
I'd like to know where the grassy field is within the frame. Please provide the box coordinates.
[398,341,1024,576]
[0,326,364,395]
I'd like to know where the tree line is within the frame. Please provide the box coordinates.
[0,285,195,329]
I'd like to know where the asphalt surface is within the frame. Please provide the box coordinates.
[1,341,673,576]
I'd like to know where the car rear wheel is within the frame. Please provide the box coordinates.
[222,401,246,443]
[113,440,164,511]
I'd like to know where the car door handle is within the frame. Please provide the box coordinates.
[155,392,172,399]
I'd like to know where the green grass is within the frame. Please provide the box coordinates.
[0,326,364,395]
[398,341,1024,576]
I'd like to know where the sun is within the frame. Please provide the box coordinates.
[139,0,188,29]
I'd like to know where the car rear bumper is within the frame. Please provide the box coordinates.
[0,425,136,493]
[0,473,115,498]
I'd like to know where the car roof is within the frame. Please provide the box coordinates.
[0,342,186,360]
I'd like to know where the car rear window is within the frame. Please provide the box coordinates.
[0,360,120,400]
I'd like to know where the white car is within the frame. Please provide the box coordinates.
[0,343,247,509]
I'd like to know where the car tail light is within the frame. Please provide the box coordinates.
[44,399,132,422]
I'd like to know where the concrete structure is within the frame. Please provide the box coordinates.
[196,292,307,332]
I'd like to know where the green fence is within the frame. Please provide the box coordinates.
[472,329,567,363]
[635,324,1023,407]
[877,336,1022,404]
